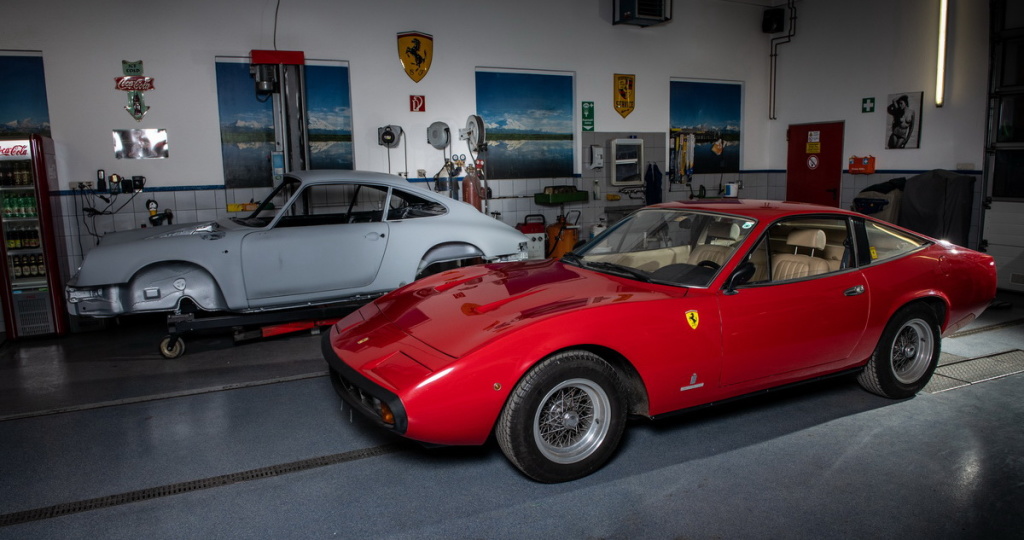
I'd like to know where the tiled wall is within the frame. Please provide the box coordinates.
[49,163,983,284]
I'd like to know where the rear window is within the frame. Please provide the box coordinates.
[864,221,927,262]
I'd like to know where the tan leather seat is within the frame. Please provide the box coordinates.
[618,246,690,272]
[772,229,830,280]
[823,244,845,271]
[688,222,740,267]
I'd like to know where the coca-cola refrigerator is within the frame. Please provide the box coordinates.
[0,134,67,338]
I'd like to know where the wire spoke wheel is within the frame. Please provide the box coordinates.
[858,305,940,399]
[890,319,934,384]
[496,350,626,483]
[533,378,611,464]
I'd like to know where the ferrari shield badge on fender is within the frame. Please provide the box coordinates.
[397,31,433,83]
[685,310,699,330]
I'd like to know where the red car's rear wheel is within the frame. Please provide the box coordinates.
[496,350,626,483]
[858,304,940,398]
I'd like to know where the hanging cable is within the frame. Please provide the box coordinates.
[272,0,282,50]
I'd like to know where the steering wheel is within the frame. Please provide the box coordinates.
[696,260,720,270]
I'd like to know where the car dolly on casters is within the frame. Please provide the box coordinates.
[158,297,380,359]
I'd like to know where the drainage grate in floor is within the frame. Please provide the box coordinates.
[924,350,1024,394]
[0,443,404,528]
[946,317,1024,338]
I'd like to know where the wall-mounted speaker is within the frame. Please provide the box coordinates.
[762,8,785,33]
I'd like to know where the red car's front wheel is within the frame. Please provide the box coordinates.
[496,350,626,483]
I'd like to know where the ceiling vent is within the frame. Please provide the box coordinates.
[613,0,672,27]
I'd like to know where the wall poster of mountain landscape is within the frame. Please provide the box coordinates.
[0,54,51,138]
[216,58,352,188]
[475,69,574,180]
[669,79,741,174]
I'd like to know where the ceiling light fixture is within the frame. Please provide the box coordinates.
[935,0,949,107]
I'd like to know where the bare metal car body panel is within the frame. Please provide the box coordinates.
[66,170,528,317]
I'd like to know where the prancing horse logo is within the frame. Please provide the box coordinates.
[685,310,699,330]
[397,31,433,83]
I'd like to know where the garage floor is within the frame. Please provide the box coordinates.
[1,292,1023,539]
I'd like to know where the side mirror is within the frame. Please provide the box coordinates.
[724,262,755,294]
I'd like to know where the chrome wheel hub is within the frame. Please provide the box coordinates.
[533,378,611,464]
[891,319,933,384]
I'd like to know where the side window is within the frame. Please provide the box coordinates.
[743,236,772,284]
[346,184,388,221]
[278,183,387,227]
[387,189,447,220]
[743,216,852,284]
[864,220,926,263]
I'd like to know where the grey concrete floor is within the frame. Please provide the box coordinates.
[0,292,1022,539]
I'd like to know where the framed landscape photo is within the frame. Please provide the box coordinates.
[669,79,742,174]
[475,69,574,179]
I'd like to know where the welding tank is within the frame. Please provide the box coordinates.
[462,167,482,211]
[546,215,579,259]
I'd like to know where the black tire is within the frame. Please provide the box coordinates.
[495,350,626,483]
[857,304,940,398]
[159,335,186,359]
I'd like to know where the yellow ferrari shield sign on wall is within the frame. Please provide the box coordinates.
[398,31,433,83]
[614,74,635,118]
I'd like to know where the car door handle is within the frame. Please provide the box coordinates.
[844,285,865,296]
[365,232,385,240]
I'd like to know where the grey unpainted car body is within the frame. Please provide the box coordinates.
[66,170,529,317]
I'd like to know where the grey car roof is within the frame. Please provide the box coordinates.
[285,169,415,187]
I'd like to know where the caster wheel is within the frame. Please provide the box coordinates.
[159,335,186,359]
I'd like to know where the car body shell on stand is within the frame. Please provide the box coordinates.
[65,170,529,318]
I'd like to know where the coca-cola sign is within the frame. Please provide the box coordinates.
[0,142,30,157]
[117,60,153,121]
[114,76,156,92]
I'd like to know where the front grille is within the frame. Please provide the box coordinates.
[321,330,408,433]
[330,368,384,420]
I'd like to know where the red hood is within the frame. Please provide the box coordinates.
[374,259,686,361]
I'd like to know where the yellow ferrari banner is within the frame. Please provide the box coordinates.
[614,74,635,118]
[398,31,433,83]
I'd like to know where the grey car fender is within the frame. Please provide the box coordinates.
[416,242,484,275]
[128,262,229,313]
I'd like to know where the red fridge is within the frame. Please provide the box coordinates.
[0,134,67,338]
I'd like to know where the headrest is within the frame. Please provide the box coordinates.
[823,244,844,261]
[786,229,826,250]
[707,222,740,241]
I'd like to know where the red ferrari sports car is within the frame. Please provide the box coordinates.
[322,199,996,482]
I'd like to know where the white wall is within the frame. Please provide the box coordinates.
[771,0,989,171]
[3,0,991,183]
[4,0,776,187]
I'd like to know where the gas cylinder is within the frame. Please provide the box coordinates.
[546,214,579,259]
[462,166,482,211]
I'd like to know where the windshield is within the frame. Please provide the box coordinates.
[230,177,300,227]
[569,208,756,288]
